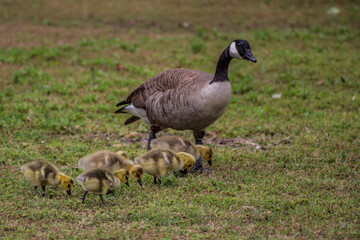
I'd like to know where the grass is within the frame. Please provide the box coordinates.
[0,0,359,239]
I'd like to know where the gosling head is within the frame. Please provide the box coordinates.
[129,165,143,186]
[58,173,74,196]
[196,145,213,166]
[112,169,130,187]
[177,152,196,170]
[116,151,129,160]
[229,39,257,63]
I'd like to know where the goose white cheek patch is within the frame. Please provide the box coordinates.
[229,42,242,59]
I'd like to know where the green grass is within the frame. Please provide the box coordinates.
[0,0,359,239]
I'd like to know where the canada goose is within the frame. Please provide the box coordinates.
[115,39,256,154]
[78,150,143,186]
[77,168,129,205]
[134,148,195,184]
[149,136,213,170]
[20,160,73,197]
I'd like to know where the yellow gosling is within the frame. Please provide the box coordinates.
[77,168,129,205]
[150,135,213,169]
[20,160,73,197]
[78,150,143,186]
[134,148,195,184]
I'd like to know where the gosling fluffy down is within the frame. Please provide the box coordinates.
[134,148,195,184]
[78,150,143,186]
[77,168,129,205]
[150,136,213,166]
[20,160,74,197]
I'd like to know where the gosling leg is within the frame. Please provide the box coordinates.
[41,186,46,197]
[153,176,162,185]
[99,194,107,206]
[81,191,88,204]
[34,186,41,197]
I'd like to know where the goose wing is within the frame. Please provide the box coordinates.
[116,68,212,110]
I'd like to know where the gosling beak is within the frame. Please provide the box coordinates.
[208,160,212,166]
[137,179,143,187]
[125,181,129,187]
[66,189,71,196]
[244,49,257,63]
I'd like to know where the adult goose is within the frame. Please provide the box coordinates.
[116,39,256,150]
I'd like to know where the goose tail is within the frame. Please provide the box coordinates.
[124,116,140,125]
[116,100,130,107]
[115,105,128,114]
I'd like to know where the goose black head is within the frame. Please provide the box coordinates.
[229,39,257,63]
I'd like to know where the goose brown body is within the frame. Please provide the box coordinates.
[122,69,231,131]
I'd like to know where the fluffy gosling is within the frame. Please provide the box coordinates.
[134,148,195,184]
[77,168,129,205]
[78,150,143,186]
[20,160,73,197]
[150,136,213,169]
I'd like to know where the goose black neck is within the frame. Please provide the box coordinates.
[210,46,232,84]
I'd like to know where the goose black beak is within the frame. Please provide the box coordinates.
[125,181,130,187]
[244,49,257,63]
[137,179,143,186]
[66,190,71,196]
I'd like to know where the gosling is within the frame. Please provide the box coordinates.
[150,136,213,170]
[20,160,73,197]
[77,168,129,205]
[134,148,195,184]
[78,150,143,186]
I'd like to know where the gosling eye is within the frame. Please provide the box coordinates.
[67,184,71,188]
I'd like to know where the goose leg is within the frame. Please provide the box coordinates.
[147,126,162,150]
[193,130,206,171]
[193,129,206,145]
[194,156,204,172]
[81,191,88,204]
